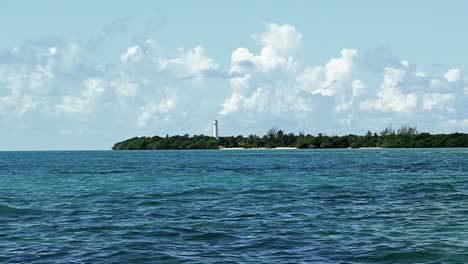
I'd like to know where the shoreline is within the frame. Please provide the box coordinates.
[110,147,468,151]
[220,147,299,150]
[358,147,384,149]
[112,129,468,150]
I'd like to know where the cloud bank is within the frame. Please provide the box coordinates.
[0,22,467,149]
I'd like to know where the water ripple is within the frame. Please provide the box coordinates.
[0,149,468,263]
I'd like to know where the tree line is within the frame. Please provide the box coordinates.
[112,125,468,150]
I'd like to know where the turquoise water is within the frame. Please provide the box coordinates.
[1,149,468,263]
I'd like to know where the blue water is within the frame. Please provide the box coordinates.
[1,149,468,263]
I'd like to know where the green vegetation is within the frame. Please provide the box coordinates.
[112,125,468,150]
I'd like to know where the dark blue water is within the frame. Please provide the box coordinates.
[1,149,468,263]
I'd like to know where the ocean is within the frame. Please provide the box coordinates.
[1,149,467,263]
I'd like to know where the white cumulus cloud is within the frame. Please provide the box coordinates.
[256,23,302,56]
[360,68,418,113]
[300,48,357,97]
[444,68,461,82]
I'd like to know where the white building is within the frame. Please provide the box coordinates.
[213,120,219,138]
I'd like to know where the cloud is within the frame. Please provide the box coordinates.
[255,23,303,56]
[55,96,87,114]
[59,41,83,72]
[221,92,243,115]
[82,78,106,98]
[55,78,106,114]
[360,67,418,113]
[298,48,357,97]
[0,95,37,116]
[159,46,219,79]
[359,45,401,73]
[221,23,307,118]
[0,35,222,130]
[220,24,468,134]
[1,20,467,149]
[120,46,142,62]
[137,98,176,127]
[111,75,138,97]
[352,80,366,97]
[444,68,461,82]
[0,47,57,116]
[422,93,455,111]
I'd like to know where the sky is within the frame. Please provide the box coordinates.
[1,0,468,150]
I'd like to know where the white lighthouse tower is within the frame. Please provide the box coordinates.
[213,120,219,138]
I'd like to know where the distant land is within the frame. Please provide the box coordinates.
[112,126,468,150]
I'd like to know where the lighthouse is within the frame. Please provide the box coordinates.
[213,120,219,138]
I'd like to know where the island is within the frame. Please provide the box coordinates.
[112,126,468,150]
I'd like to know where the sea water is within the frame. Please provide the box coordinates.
[0,149,467,263]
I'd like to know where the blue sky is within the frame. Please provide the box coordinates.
[1,1,468,150]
